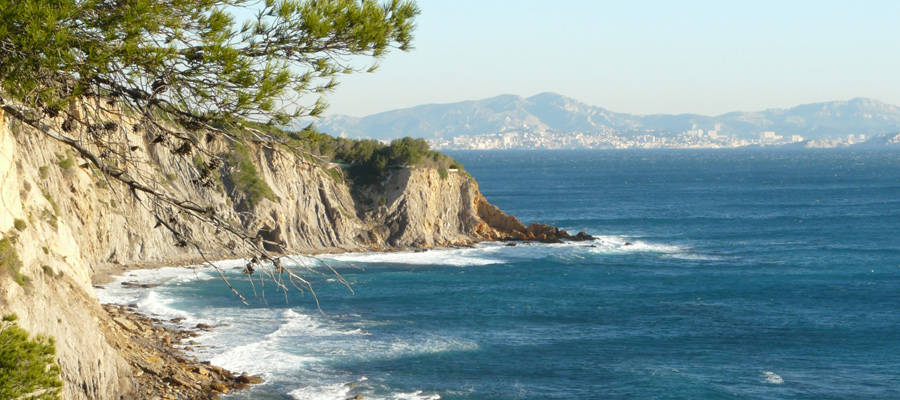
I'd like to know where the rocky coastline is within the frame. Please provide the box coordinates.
[101,304,262,400]
[96,226,596,399]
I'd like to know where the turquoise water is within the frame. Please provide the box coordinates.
[99,149,900,399]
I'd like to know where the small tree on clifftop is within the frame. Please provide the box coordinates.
[0,0,419,300]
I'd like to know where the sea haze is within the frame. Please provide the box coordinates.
[99,149,900,399]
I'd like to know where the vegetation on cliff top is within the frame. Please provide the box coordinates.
[0,0,420,299]
[241,120,463,185]
[272,124,463,185]
[0,314,63,399]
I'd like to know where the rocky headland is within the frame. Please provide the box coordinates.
[0,107,590,399]
[102,304,260,400]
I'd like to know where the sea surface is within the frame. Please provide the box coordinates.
[98,149,900,399]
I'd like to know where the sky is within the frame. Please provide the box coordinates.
[320,0,900,118]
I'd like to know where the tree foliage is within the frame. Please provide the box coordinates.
[0,0,418,123]
[326,135,460,185]
[0,0,419,301]
[0,314,63,400]
[248,123,462,185]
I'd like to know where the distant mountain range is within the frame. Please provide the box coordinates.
[317,93,900,141]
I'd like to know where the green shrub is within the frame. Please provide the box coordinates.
[40,209,58,230]
[438,168,448,180]
[13,219,26,231]
[39,191,60,230]
[0,237,28,286]
[0,314,63,400]
[221,124,463,187]
[230,123,463,187]
[191,154,206,170]
[223,142,276,208]
[326,168,344,185]
[331,136,462,186]
[56,151,74,170]
[41,191,59,216]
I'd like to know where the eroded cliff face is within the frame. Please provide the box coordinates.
[1,112,141,399]
[358,167,481,248]
[0,109,526,399]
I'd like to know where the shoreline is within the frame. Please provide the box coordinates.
[93,241,486,398]
[90,244,368,286]
[92,230,590,398]
[90,241,486,286]
[100,303,263,400]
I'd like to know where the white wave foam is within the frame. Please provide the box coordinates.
[587,235,683,255]
[96,262,234,305]
[98,278,197,328]
[660,253,724,261]
[198,305,479,379]
[389,391,442,400]
[325,247,504,267]
[135,291,192,321]
[290,385,440,400]
[94,262,255,330]
[387,337,479,357]
[207,336,319,374]
[264,309,319,339]
[288,382,354,400]
[196,306,373,376]
[97,270,181,305]
[96,259,467,397]
[265,309,361,339]
[324,235,691,268]
[763,371,784,384]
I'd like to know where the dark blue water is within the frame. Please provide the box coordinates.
[443,149,900,399]
[100,149,900,399]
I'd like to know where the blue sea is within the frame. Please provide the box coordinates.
[98,149,900,399]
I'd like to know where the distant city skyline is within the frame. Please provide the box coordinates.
[320,0,900,118]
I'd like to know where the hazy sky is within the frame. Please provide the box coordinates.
[320,0,900,117]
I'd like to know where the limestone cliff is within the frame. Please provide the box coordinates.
[0,108,560,399]
[357,167,481,248]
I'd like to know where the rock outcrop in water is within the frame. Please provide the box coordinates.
[0,109,586,399]
[473,195,595,243]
